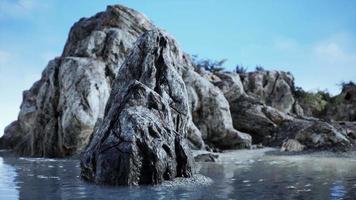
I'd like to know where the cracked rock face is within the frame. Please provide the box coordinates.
[184,70,251,149]
[1,5,155,157]
[80,30,193,186]
[1,5,253,155]
[240,70,297,114]
[214,72,352,151]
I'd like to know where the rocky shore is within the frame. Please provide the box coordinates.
[1,5,355,186]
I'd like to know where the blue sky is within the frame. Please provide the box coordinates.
[0,0,356,136]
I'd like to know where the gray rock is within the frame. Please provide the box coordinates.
[1,5,155,157]
[80,30,193,186]
[240,70,296,114]
[281,139,305,152]
[184,70,252,149]
[2,5,253,156]
[215,73,352,151]
[336,121,356,140]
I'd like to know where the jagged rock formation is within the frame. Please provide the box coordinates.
[184,70,251,150]
[1,5,252,156]
[81,30,194,185]
[1,5,155,157]
[1,4,354,160]
[240,70,297,114]
[213,72,352,151]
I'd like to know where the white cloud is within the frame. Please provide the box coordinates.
[313,33,356,67]
[267,33,356,95]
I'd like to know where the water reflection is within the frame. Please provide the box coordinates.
[330,182,346,200]
[0,155,19,200]
[1,150,356,199]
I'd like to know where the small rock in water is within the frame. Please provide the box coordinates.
[281,139,305,152]
[194,153,219,162]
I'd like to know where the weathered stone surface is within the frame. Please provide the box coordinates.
[214,72,352,151]
[240,70,296,114]
[281,139,305,152]
[2,5,254,156]
[80,30,193,185]
[1,5,155,157]
[184,70,252,149]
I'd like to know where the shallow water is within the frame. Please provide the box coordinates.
[1,149,356,200]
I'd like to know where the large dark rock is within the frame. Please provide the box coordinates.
[80,30,194,185]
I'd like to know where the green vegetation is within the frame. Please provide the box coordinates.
[235,64,248,73]
[255,65,265,71]
[294,87,331,113]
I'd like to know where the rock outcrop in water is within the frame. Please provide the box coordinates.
[1,5,155,157]
[80,30,194,185]
[1,4,354,159]
[1,5,252,156]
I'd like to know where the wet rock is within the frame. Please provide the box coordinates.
[281,139,305,152]
[80,30,194,185]
[1,5,155,157]
[194,153,218,162]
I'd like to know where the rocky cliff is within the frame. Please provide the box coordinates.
[1,5,251,157]
[1,5,155,157]
[211,72,352,151]
[1,4,355,161]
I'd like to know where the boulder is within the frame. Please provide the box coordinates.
[281,139,305,152]
[80,30,194,185]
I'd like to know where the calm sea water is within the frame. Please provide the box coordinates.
[1,149,356,200]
